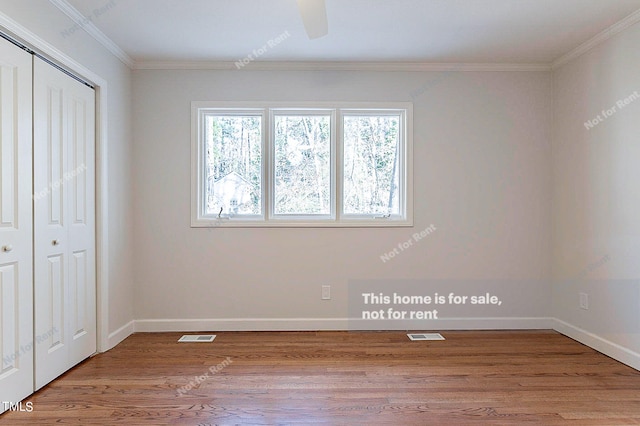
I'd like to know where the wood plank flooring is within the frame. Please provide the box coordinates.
[2,330,640,425]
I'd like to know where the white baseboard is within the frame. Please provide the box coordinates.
[106,320,134,350]
[114,317,640,372]
[133,316,555,332]
[552,318,640,371]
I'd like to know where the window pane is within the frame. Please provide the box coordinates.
[274,115,331,215]
[204,115,262,215]
[343,115,400,215]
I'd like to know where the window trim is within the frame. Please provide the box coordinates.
[339,109,408,222]
[191,106,267,222]
[269,108,336,221]
[191,101,413,228]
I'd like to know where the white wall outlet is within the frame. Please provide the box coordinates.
[321,285,331,300]
[579,292,589,310]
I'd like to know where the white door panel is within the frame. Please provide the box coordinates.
[34,58,96,390]
[67,93,95,367]
[0,37,33,411]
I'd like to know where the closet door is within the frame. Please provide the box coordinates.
[0,36,34,410]
[33,58,96,390]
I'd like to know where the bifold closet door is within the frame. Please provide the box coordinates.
[0,36,34,408]
[33,57,96,390]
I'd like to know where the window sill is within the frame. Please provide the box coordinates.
[191,219,413,228]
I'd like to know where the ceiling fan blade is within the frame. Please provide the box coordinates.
[296,0,328,39]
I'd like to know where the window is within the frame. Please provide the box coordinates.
[273,112,333,217]
[342,113,401,217]
[202,112,263,217]
[192,102,412,227]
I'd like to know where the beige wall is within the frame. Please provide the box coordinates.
[552,21,640,367]
[132,68,553,330]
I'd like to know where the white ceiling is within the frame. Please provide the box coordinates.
[64,0,640,65]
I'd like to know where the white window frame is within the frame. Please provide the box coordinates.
[191,101,413,227]
[270,108,336,223]
[191,106,267,223]
[339,109,409,223]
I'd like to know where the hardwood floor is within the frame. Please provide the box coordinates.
[2,330,640,425]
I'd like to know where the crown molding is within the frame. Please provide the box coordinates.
[49,0,134,68]
[44,1,640,73]
[133,60,551,72]
[0,11,103,86]
[552,7,640,69]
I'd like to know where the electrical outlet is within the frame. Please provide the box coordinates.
[321,285,331,300]
[579,292,589,310]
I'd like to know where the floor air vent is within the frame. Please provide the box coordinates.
[178,334,216,343]
[407,333,445,341]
